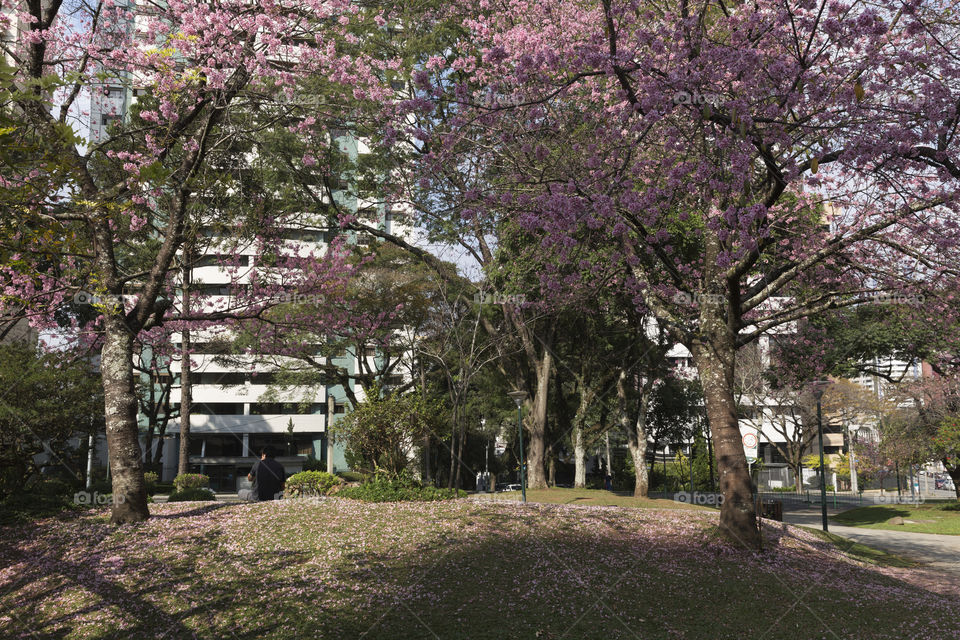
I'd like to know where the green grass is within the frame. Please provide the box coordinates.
[796,526,922,568]
[833,501,960,535]
[479,486,711,510]
[1,498,957,639]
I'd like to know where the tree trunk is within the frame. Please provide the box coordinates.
[422,434,431,485]
[178,260,192,476]
[691,335,759,548]
[706,424,715,491]
[620,372,651,497]
[524,348,552,489]
[604,431,612,481]
[574,424,586,488]
[102,318,149,523]
[454,415,465,489]
[945,461,960,501]
[548,453,555,487]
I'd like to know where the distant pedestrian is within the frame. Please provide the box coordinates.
[604,474,612,491]
[247,446,286,500]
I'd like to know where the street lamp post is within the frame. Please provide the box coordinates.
[811,380,830,532]
[507,391,527,503]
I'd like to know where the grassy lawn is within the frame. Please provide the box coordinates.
[479,487,711,510]
[833,501,960,535]
[1,498,958,639]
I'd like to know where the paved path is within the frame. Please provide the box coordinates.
[784,510,960,581]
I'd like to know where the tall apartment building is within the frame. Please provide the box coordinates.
[83,13,414,489]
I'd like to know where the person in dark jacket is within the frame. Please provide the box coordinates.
[247,446,286,500]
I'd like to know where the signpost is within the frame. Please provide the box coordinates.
[742,432,759,474]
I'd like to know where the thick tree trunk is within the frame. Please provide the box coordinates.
[574,424,586,488]
[945,461,960,501]
[524,348,552,489]
[102,319,150,523]
[691,335,759,548]
[794,467,803,494]
[548,453,556,487]
[620,371,651,497]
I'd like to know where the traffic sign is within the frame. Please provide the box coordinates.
[742,432,758,460]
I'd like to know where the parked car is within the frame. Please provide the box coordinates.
[935,474,956,491]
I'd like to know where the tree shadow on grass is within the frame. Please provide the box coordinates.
[3,503,959,640]
[832,506,911,525]
[149,502,232,520]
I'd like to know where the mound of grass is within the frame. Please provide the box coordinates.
[2,499,958,639]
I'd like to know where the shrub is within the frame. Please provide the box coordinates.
[338,473,466,503]
[173,473,210,492]
[769,486,797,493]
[167,487,216,502]
[941,501,960,511]
[336,471,366,483]
[153,483,174,495]
[143,471,159,492]
[301,458,326,472]
[284,471,343,498]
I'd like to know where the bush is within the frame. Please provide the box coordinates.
[284,471,343,498]
[167,487,216,502]
[153,483,174,495]
[336,471,366,483]
[337,473,466,503]
[173,473,210,492]
[301,458,326,472]
[143,471,159,492]
[941,501,960,511]
[769,486,797,493]
[0,477,80,524]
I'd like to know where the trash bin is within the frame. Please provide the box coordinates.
[760,499,783,522]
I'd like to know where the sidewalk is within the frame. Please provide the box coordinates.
[783,510,960,582]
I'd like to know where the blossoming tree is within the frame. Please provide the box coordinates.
[408,0,960,546]
[0,0,392,522]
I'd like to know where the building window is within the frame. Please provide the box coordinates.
[196,372,248,386]
[101,114,120,126]
[190,434,244,457]
[250,402,325,415]
[191,402,245,415]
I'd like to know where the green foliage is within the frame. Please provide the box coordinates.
[0,344,104,500]
[301,458,326,472]
[167,487,216,502]
[336,471,366,483]
[769,486,798,493]
[143,472,159,492]
[337,473,466,502]
[0,476,81,525]
[283,471,344,498]
[332,386,443,477]
[172,473,210,492]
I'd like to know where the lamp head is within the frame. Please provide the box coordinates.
[810,380,830,401]
[507,390,527,407]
